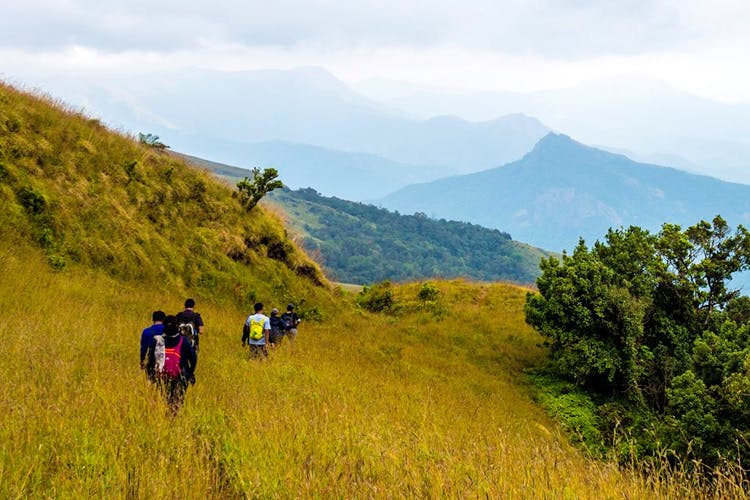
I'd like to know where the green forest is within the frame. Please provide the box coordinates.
[268,187,549,284]
[526,216,750,468]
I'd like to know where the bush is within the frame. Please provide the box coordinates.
[418,282,440,302]
[357,282,395,313]
[17,186,46,215]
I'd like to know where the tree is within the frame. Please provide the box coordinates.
[137,133,169,150]
[236,167,284,211]
[525,217,750,466]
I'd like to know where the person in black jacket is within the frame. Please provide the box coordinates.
[280,304,300,340]
[176,298,204,353]
[146,315,197,413]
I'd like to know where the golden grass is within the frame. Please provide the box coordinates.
[3,243,746,498]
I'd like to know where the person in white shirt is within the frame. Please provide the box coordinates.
[243,302,271,359]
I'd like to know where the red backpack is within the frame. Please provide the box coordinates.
[159,336,183,379]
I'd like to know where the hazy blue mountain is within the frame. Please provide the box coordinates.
[24,67,549,175]
[172,142,456,201]
[358,76,750,183]
[377,133,750,253]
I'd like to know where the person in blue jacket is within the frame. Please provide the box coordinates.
[140,310,166,382]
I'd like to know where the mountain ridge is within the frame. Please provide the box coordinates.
[378,133,750,252]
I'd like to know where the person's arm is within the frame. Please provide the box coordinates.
[264,318,271,345]
[196,313,204,335]
[140,329,149,366]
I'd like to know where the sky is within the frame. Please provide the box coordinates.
[1,0,749,102]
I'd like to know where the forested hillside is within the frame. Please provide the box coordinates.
[268,187,550,284]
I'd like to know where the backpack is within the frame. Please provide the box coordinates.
[249,317,265,340]
[178,322,196,340]
[280,313,293,330]
[177,310,200,340]
[158,336,184,379]
[154,335,166,372]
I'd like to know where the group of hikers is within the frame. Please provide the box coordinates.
[139,298,300,412]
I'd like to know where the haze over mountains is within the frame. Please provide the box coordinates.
[356,76,750,184]
[378,133,750,253]
[31,67,548,193]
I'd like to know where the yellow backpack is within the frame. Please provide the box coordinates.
[249,317,265,340]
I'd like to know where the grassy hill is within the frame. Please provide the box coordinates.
[0,82,328,309]
[0,82,743,497]
[267,187,550,284]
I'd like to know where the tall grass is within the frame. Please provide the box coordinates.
[2,242,745,497]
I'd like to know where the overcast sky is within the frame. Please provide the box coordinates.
[1,0,749,102]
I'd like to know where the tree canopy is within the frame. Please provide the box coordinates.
[526,216,750,466]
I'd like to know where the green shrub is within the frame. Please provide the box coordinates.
[418,282,440,302]
[357,281,395,313]
[17,186,46,215]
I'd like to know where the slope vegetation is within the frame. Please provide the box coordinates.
[0,82,327,309]
[267,187,550,284]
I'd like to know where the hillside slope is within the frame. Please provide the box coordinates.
[267,187,550,284]
[0,82,328,309]
[379,133,750,252]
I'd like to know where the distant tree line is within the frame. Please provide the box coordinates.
[274,188,543,284]
[526,216,750,468]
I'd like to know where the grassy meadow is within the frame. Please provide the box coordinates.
[3,242,745,498]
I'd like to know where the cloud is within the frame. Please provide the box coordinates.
[2,0,748,59]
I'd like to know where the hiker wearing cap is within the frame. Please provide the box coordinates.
[140,310,166,382]
[280,303,300,339]
[269,308,284,345]
[146,315,197,413]
[243,302,271,359]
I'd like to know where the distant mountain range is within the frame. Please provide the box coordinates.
[39,67,549,178]
[377,133,750,252]
[267,188,550,284]
[172,141,456,201]
[357,76,750,184]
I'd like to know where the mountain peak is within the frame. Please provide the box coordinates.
[531,132,583,152]
[525,132,623,166]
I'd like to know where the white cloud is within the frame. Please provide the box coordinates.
[0,0,749,102]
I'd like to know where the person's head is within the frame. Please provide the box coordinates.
[271,308,279,316]
[163,315,178,337]
[184,298,195,309]
[254,302,263,313]
[152,310,166,324]
[287,303,294,312]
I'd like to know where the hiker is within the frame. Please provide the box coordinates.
[243,302,271,359]
[280,303,300,339]
[140,310,166,382]
[176,298,204,353]
[269,308,284,345]
[147,315,197,413]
